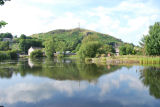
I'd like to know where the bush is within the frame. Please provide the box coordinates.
[0,50,18,60]
[78,41,102,58]
[7,50,19,59]
[0,52,9,60]
[30,50,43,58]
[101,54,106,57]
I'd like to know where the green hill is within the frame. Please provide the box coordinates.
[31,28,123,52]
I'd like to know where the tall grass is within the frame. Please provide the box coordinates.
[91,55,160,65]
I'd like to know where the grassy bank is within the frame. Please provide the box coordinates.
[89,55,160,65]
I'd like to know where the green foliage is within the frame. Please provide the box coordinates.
[78,35,115,58]
[140,67,160,98]
[7,50,19,59]
[82,34,99,43]
[0,50,18,60]
[119,44,135,55]
[0,32,13,38]
[0,0,10,28]
[31,28,122,53]
[0,20,7,29]
[98,44,115,54]
[19,38,43,53]
[78,41,102,58]
[20,34,27,39]
[142,22,160,55]
[44,38,55,58]
[30,50,43,58]
[0,41,9,51]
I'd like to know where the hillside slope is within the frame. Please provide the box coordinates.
[31,28,123,51]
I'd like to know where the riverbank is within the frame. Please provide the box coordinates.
[88,55,160,65]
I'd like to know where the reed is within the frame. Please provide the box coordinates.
[91,55,160,65]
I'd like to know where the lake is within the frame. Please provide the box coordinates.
[0,58,160,107]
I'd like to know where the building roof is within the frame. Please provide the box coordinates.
[29,46,42,50]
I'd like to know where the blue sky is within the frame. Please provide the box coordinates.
[0,0,160,45]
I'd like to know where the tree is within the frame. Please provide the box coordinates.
[98,44,115,54]
[0,32,13,38]
[78,41,102,58]
[139,35,146,55]
[142,22,160,55]
[119,44,135,55]
[20,34,27,39]
[44,38,55,58]
[0,41,9,51]
[0,0,10,29]
[19,38,43,53]
[82,34,99,43]
[0,20,7,29]
[30,50,43,58]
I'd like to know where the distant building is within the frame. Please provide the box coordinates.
[115,48,120,56]
[3,38,12,42]
[28,47,42,56]
[113,43,120,56]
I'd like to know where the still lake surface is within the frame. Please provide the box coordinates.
[0,58,160,107]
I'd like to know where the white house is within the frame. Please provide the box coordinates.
[28,47,42,56]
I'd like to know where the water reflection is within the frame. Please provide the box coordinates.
[0,58,160,107]
[140,67,160,98]
[0,58,122,81]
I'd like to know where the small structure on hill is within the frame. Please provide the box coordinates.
[28,47,42,56]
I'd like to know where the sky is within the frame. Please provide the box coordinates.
[0,0,160,45]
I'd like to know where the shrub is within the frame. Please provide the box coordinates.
[30,50,43,58]
[7,50,19,59]
[101,54,106,57]
[0,50,19,60]
[0,52,9,60]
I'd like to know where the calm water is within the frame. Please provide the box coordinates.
[0,58,160,107]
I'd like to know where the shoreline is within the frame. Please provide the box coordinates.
[86,55,160,65]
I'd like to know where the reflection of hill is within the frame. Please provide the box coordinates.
[0,58,122,81]
[140,67,160,99]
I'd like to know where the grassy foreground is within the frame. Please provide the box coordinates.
[88,55,160,65]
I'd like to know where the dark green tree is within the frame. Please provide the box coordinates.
[0,41,9,51]
[44,38,55,58]
[20,34,27,39]
[19,38,43,53]
[0,32,13,38]
[30,50,43,58]
[0,0,10,28]
[119,44,135,55]
[142,22,160,55]
[78,41,102,58]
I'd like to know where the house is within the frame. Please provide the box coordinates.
[115,48,120,56]
[28,47,42,56]
[113,43,120,56]
[3,38,12,42]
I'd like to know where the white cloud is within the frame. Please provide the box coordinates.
[0,80,87,104]
[29,0,89,5]
[85,0,160,44]
[0,0,159,44]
